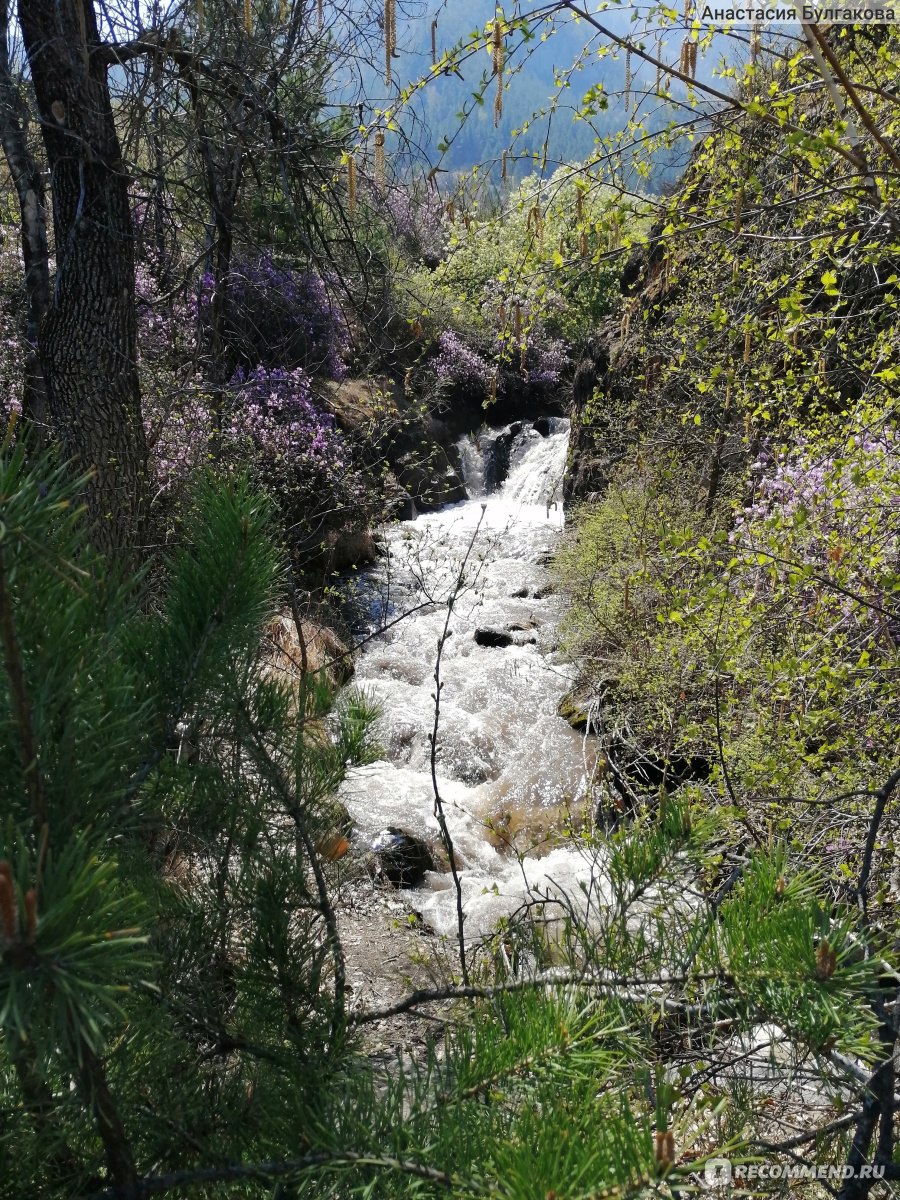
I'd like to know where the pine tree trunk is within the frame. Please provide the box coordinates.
[18,0,147,556]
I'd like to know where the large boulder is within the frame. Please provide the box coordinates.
[321,377,466,512]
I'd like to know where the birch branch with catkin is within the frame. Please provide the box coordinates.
[493,19,505,127]
[385,0,395,86]
[374,131,385,191]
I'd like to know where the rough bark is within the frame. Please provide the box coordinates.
[0,1,50,432]
[18,0,147,556]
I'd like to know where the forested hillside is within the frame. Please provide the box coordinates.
[0,4,898,1199]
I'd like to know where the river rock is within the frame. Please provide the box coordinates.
[558,679,619,731]
[371,827,434,888]
[266,614,353,687]
[474,621,539,648]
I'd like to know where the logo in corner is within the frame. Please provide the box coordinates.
[704,1158,733,1186]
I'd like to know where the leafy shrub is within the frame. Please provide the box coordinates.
[557,420,900,805]
[397,166,641,402]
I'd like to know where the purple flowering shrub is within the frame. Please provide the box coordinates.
[703,428,900,789]
[136,258,198,365]
[732,431,900,639]
[715,429,899,778]
[198,255,349,380]
[428,300,569,399]
[380,185,447,268]
[225,366,361,516]
[0,228,33,427]
[149,367,367,548]
[433,330,493,394]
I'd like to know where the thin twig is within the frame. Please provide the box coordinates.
[429,506,487,987]
[83,1150,461,1199]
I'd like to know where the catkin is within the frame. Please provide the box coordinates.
[655,1130,676,1167]
[624,48,631,112]
[493,19,505,127]
[374,130,385,191]
[385,0,395,86]
[432,19,438,65]
[318,0,324,27]
[689,41,698,77]
[244,0,252,33]
[792,165,800,196]
[197,0,204,29]
[750,21,761,69]
[501,149,508,185]
[347,155,357,216]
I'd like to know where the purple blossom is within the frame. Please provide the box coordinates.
[379,185,447,266]
[197,254,350,380]
[731,429,900,643]
[433,330,493,392]
[148,368,363,528]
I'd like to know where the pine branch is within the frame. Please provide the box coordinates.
[9,1035,86,1186]
[74,1035,138,1193]
[242,716,347,1043]
[351,972,719,1026]
[82,1150,461,1199]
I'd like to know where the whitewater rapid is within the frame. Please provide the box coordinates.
[338,419,602,939]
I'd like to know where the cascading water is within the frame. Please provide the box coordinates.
[339,418,601,938]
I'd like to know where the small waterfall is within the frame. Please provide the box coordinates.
[456,418,568,504]
[339,417,599,938]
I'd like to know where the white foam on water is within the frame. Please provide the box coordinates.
[339,418,605,937]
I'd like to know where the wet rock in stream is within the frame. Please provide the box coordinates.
[370,828,435,888]
[474,621,539,648]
